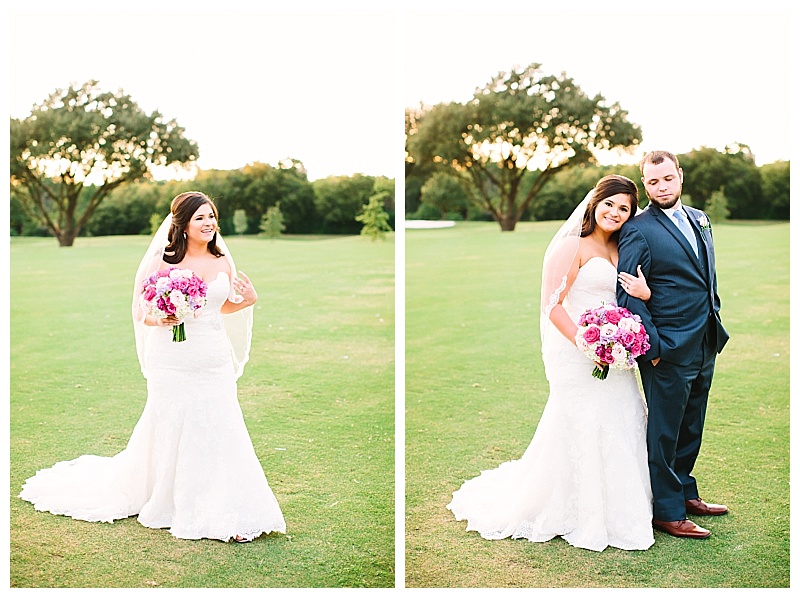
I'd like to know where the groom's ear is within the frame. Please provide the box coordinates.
[678,168,684,183]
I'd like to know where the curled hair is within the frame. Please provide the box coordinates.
[580,175,639,238]
[639,150,680,175]
[163,191,225,264]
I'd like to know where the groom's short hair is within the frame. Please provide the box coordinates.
[640,150,680,174]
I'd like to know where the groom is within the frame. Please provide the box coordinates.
[616,150,730,539]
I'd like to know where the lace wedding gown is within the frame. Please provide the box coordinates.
[19,272,286,542]
[447,257,654,551]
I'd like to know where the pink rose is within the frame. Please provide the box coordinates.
[582,326,601,343]
[617,331,634,346]
[606,309,622,324]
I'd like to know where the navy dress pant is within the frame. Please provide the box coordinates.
[638,333,716,522]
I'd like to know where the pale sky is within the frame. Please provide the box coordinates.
[5,0,795,184]
[405,5,793,167]
[7,2,398,182]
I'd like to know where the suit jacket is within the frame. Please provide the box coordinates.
[616,204,729,366]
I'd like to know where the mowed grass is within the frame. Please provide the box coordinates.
[405,221,789,588]
[9,233,394,588]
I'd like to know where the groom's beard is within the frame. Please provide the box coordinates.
[647,186,682,210]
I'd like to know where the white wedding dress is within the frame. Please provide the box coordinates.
[19,272,286,542]
[448,257,654,551]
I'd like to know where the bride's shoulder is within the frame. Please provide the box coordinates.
[215,255,232,276]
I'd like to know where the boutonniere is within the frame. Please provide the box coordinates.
[698,215,711,232]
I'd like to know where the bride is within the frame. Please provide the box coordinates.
[19,191,286,543]
[447,175,654,552]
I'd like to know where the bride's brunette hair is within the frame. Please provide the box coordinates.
[580,175,639,239]
[163,191,225,264]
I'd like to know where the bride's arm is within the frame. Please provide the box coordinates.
[549,304,579,346]
[220,271,258,314]
[548,254,581,346]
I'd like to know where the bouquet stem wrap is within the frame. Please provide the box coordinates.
[173,322,187,343]
[592,364,610,380]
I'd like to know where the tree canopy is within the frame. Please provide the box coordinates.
[10,80,198,245]
[407,63,642,231]
[678,145,763,218]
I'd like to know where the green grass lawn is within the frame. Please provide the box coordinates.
[405,221,789,588]
[9,233,395,588]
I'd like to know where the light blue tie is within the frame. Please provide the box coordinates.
[673,210,698,257]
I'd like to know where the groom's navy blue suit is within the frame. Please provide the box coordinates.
[617,203,729,522]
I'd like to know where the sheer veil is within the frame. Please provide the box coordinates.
[132,214,254,380]
[539,190,593,354]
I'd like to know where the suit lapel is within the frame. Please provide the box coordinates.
[650,206,703,267]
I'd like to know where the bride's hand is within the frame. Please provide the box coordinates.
[157,315,180,327]
[234,271,258,305]
[618,265,650,301]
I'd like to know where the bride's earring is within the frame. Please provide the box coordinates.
[183,232,187,240]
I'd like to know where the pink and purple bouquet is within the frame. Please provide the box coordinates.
[140,268,207,342]
[574,303,650,380]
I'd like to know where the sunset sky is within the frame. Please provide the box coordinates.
[404,5,792,167]
[6,0,795,182]
[7,3,397,182]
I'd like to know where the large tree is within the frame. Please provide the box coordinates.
[312,174,379,234]
[419,172,471,219]
[759,160,790,220]
[407,63,642,231]
[236,160,318,234]
[10,80,198,245]
[678,145,763,219]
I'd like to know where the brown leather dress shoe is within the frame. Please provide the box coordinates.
[685,498,728,516]
[652,519,711,539]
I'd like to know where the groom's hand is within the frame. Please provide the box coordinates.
[651,357,661,367]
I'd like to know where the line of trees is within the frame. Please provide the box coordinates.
[10,81,395,243]
[10,164,395,239]
[406,63,789,227]
[407,145,789,224]
[406,146,790,221]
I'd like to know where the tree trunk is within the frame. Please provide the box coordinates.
[57,229,77,247]
[498,215,518,232]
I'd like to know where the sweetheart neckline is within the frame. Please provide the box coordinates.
[203,271,229,284]
[581,256,617,270]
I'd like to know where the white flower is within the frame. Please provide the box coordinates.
[618,317,634,332]
[698,215,710,230]
[576,336,589,352]
[611,343,627,363]
[618,318,641,333]
[155,277,171,294]
[169,290,187,307]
